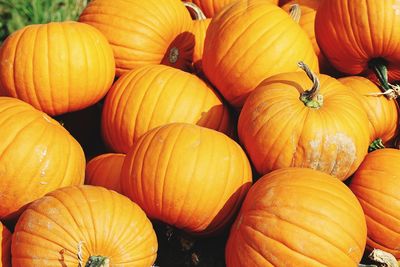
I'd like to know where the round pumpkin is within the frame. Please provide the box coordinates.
[339,76,399,146]
[0,97,85,220]
[102,64,232,153]
[79,0,194,76]
[226,167,367,266]
[121,123,252,235]
[238,62,370,180]
[12,185,158,266]
[0,21,115,116]
[85,153,126,194]
[0,223,11,267]
[202,0,318,108]
[349,148,400,259]
[315,0,400,93]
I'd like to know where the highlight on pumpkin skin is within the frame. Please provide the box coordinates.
[0,222,11,267]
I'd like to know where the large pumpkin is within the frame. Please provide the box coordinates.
[238,62,370,180]
[0,97,85,220]
[0,223,11,267]
[0,21,115,116]
[226,167,367,266]
[79,0,194,76]
[121,123,252,235]
[349,148,400,259]
[102,64,232,153]
[315,0,400,94]
[202,0,318,108]
[12,185,158,266]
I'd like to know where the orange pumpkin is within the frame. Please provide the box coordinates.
[0,21,115,116]
[226,167,367,266]
[238,62,370,180]
[79,0,194,76]
[0,97,85,220]
[202,0,318,108]
[339,76,399,146]
[121,123,252,235]
[102,64,232,153]
[349,148,400,259]
[85,153,126,194]
[315,0,400,94]
[0,223,11,267]
[12,185,158,266]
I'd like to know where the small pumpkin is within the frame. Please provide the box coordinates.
[238,62,370,180]
[121,123,252,235]
[102,64,232,153]
[0,21,115,116]
[0,97,85,220]
[79,0,194,76]
[349,148,400,260]
[202,0,318,108]
[226,167,367,266]
[85,153,126,194]
[12,185,158,266]
[0,223,11,267]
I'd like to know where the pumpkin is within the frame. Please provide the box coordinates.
[0,21,115,116]
[0,223,11,267]
[102,64,232,153]
[238,62,370,180]
[315,0,400,95]
[339,76,399,146]
[12,185,158,266]
[202,0,318,108]
[0,97,85,220]
[226,167,367,266]
[349,148,400,259]
[121,123,252,235]
[79,0,194,77]
[85,153,126,194]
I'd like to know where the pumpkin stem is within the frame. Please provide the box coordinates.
[289,4,301,23]
[85,256,110,267]
[368,138,385,152]
[168,47,179,64]
[183,2,207,20]
[298,61,323,108]
[368,249,398,267]
[369,58,390,91]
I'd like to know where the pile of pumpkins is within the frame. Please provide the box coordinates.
[0,0,399,266]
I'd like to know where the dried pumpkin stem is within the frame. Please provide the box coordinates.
[298,61,323,108]
[368,249,398,267]
[289,4,301,23]
[368,138,385,152]
[85,256,110,267]
[183,2,207,20]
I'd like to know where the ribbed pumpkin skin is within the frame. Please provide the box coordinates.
[0,21,115,116]
[349,149,400,259]
[85,153,126,194]
[315,0,400,81]
[0,223,11,267]
[12,185,158,266]
[202,0,318,108]
[339,76,398,144]
[238,72,370,180]
[192,18,211,73]
[102,64,232,153]
[226,167,367,267]
[121,123,252,235]
[79,0,194,77]
[0,97,85,220]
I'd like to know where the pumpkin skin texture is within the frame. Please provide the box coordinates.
[0,97,85,221]
[238,70,370,180]
[339,76,398,145]
[315,0,400,84]
[225,167,367,267]
[349,148,400,259]
[202,0,318,109]
[11,185,158,267]
[0,223,11,267]
[85,153,126,194]
[102,64,232,153]
[79,0,194,77]
[0,21,115,116]
[121,123,252,235]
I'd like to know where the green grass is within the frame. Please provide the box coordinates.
[0,0,88,43]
